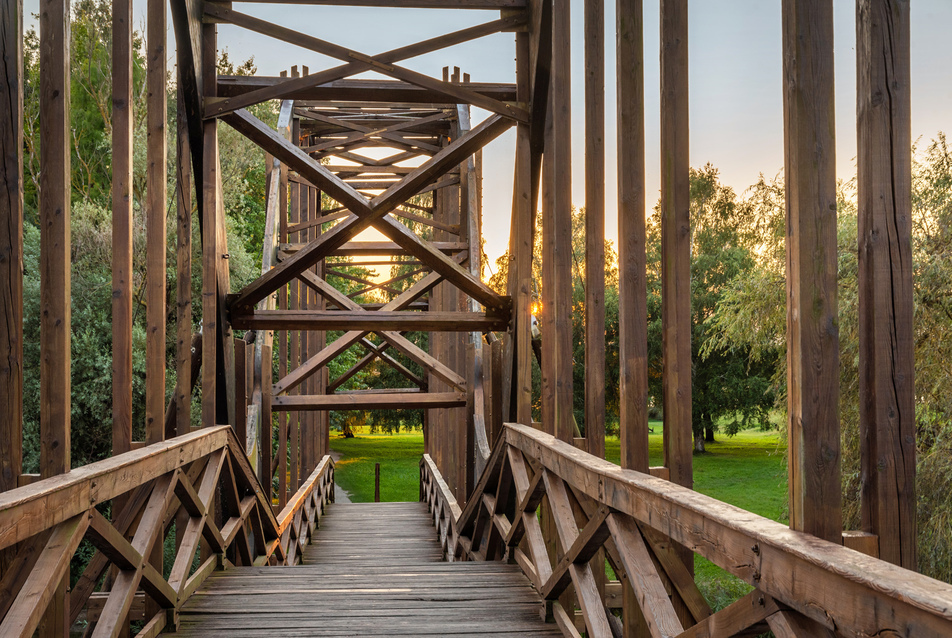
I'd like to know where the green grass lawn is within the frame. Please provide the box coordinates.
[329,422,787,611]
[329,427,425,502]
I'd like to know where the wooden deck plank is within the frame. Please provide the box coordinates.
[172,502,560,636]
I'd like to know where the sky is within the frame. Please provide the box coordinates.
[24,1,952,271]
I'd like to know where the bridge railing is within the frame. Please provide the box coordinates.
[0,426,333,637]
[422,422,952,638]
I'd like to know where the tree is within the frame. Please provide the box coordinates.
[488,207,620,433]
[710,135,952,582]
[646,165,775,452]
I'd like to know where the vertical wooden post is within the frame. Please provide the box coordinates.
[278,125,289,505]
[617,1,649,634]
[201,22,219,428]
[374,463,381,503]
[856,0,915,568]
[112,0,134,457]
[316,188,328,461]
[235,341,248,446]
[507,31,533,427]
[617,0,649,474]
[146,0,167,445]
[289,110,300,490]
[261,344,273,500]
[175,88,193,437]
[782,0,841,543]
[584,0,605,460]
[0,0,23,496]
[39,0,71,478]
[660,0,692,490]
[541,0,574,444]
[490,338,504,443]
[39,0,70,633]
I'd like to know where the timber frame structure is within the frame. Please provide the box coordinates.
[0,0,950,636]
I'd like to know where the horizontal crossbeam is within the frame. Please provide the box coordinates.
[273,391,465,411]
[231,310,509,332]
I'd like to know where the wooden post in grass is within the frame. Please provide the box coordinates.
[375,463,381,503]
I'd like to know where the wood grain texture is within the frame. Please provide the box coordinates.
[0,0,23,494]
[175,88,194,438]
[112,0,134,460]
[782,0,841,543]
[232,310,507,332]
[177,502,560,636]
[505,422,952,637]
[856,0,915,569]
[584,0,605,460]
[146,0,168,445]
[659,0,691,490]
[617,0,648,474]
[39,0,70,479]
[204,15,524,118]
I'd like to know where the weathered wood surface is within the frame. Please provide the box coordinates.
[174,502,560,636]
[856,0,916,570]
[499,422,952,638]
[0,0,23,495]
[782,0,841,544]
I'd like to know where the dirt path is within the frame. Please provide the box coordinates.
[329,450,352,504]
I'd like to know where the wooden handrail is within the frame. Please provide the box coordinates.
[423,423,952,638]
[419,455,461,560]
[0,428,334,636]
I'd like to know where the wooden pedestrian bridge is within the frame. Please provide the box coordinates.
[3,0,952,636]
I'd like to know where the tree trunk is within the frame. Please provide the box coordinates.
[705,426,715,442]
[693,429,706,453]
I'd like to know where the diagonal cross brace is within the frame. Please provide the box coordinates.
[203,5,529,124]
[272,256,467,396]
[224,108,510,312]
[204,13,527,119]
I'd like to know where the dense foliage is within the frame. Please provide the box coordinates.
[710,138,952,581]
[19,1,263,470]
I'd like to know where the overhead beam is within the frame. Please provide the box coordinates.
[272,258,464,396]
[213,0,525,7]
[274,392,466,411]
[204,5,528,123]
[217,76,517,105]
[231,310,509,333]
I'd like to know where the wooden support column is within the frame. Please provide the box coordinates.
[261,344,273,498]
[782,0,841,543]
[856,0,915,568]
[201,22,225,428]
[585,0,605,459]
[0,0,23,497]
[175,87,193,437]
[299,180,311,476]
[542,0,573,443]
[39,0,70,634]
[146,0,167,445]
[660,0,692,489]
[506,31,533,426]
[315,189,328,461]
[113,0,134,457]
[617,0,648,475]
[617,1,650,634]
[278,145,289,507]
[289,111,300,490]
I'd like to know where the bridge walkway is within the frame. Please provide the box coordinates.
[172,502,560,637]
